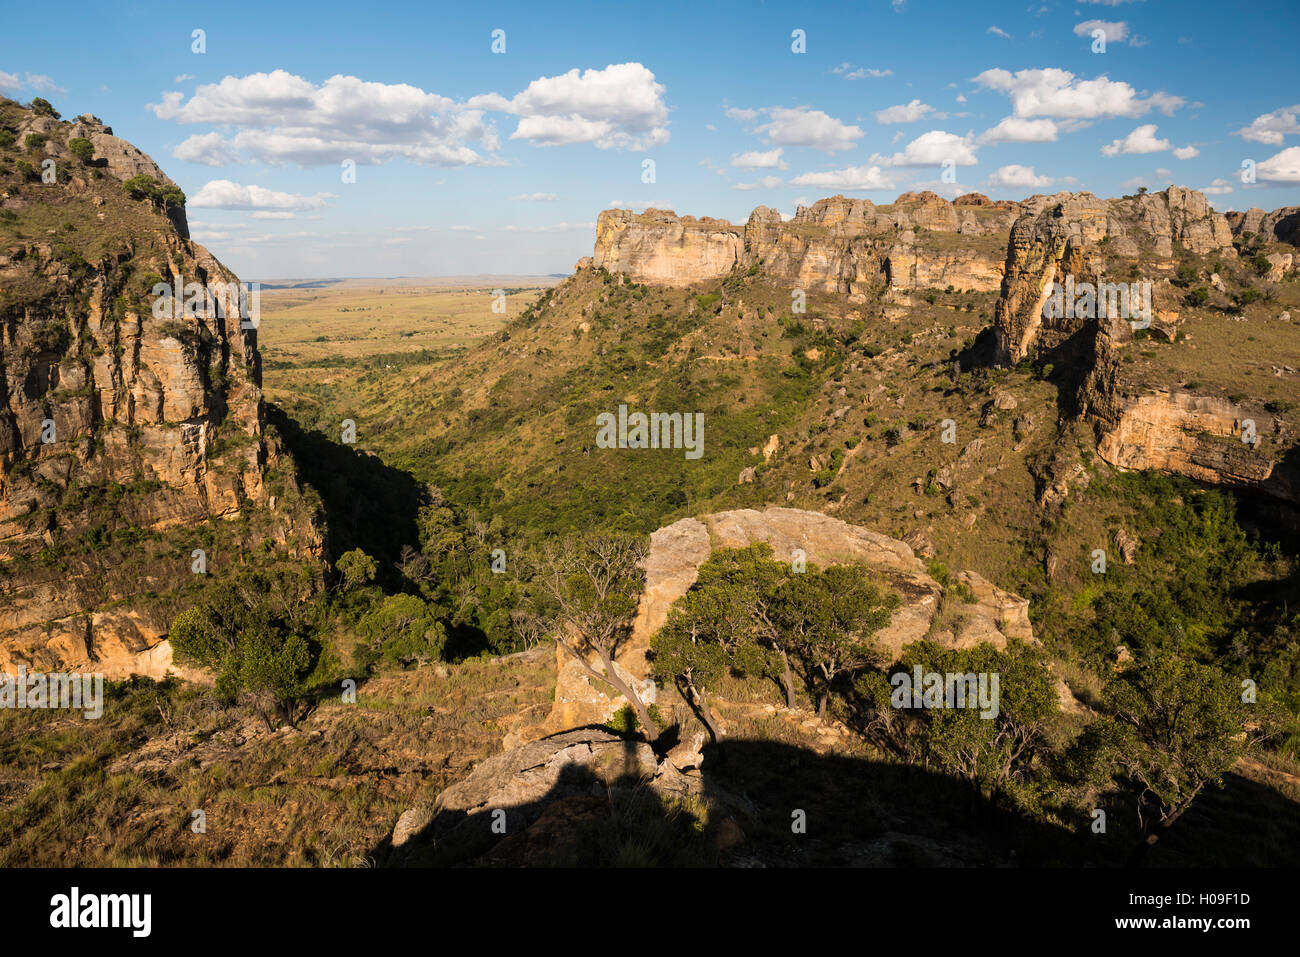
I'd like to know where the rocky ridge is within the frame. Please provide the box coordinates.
[0,102,321,677]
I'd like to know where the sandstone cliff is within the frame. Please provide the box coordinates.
[0,100,321,677]
[991,186,1297,507]
[591,192,1018,297]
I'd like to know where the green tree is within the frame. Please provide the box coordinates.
[356,593,447,666]
[772,564,898,716]
[336,548,377,590]
[30,97,59,119]
[885,639,1059,800]
[538,531,658,742]
[168,569,321,729]
[1071,650,1264,861]
[67,137,94,163]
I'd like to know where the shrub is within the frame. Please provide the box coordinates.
[67,137,94,163]
[0,129,14,148]
[24,132,46,151]
[30,97,59,119]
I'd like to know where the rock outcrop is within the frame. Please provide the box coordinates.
[536,507,1040,737]
[1226,206,1300,246]
[993,187,1236,366]
[590,192,1019,297]
[0,100,320,677]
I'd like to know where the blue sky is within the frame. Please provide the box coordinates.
[4,0,1299,278]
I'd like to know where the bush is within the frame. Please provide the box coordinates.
[24,133,45,151]
[30,97,59,119]
[1186,287,1209,307]
[122,174,186,208]
[0,129,14,148]
[67,137,93,163]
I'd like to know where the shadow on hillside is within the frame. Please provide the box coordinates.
[267,403,425,581]
[372,735,1119,868]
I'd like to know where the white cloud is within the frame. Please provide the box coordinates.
[1074,20,1129,43]
[987,164,1054,188]
[734,175,784,191]
[1200,178,1233,196]
[189,180,336,211]
[1235,104,1300,146]
[1172,145,1199,160]
[788,165,895,191]
[150,70,500,167]
[0,71,21,93]
[249,211,296,220]
[977,116,1058,144]
[974,67,1183,119]
[875,100,934,124]
[501,222,595,232]
[24,73,64,95]
[470,62,668,150]
[730,148,787,169]
[871,130,978,167]
[173,132,239,167]
[988,26,1013,40]
[510,192,559,201]
[955,94,967,104]
[174,74,195,83]
[1256,146,1300,184]
[832,63,892,80]
[748,106,863,152]
[1101,123,1171,156]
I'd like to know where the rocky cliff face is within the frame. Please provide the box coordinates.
[1226,205,1300,246]
[591,192,1018,297]
[993,187,1236,366]
[992,185,1298,507]
[0,101,320,677]
[531,507,1042,739]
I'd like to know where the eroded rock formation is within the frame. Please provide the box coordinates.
[591,192,1019,297]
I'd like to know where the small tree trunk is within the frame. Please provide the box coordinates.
[816,692,829,718]
[778,650,797,709]
[558,637,659,744]
[686,681,724,745]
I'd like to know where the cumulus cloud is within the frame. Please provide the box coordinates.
[1200,178,1233,195]
[733,106,863,153]
[734,175,784,191]
[470,62,668,150]
[870,130,977,167]
[1172,145,1199,160]
[24,73,64,95]
[977,116,1058,144]
[0,71,20,93]
[730,148,787,169]
[987,164,1053,188]
[875,100,934,124]
[788,165,895,191]
[173,132,239,167]
[1235,104,1300,146]
[189,180,336,211]
[151,70,500,166]
[1100,123,1171,156]
[974,67,1183,119]
[1256,146,1300,184]
[1074,20,1129,43]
